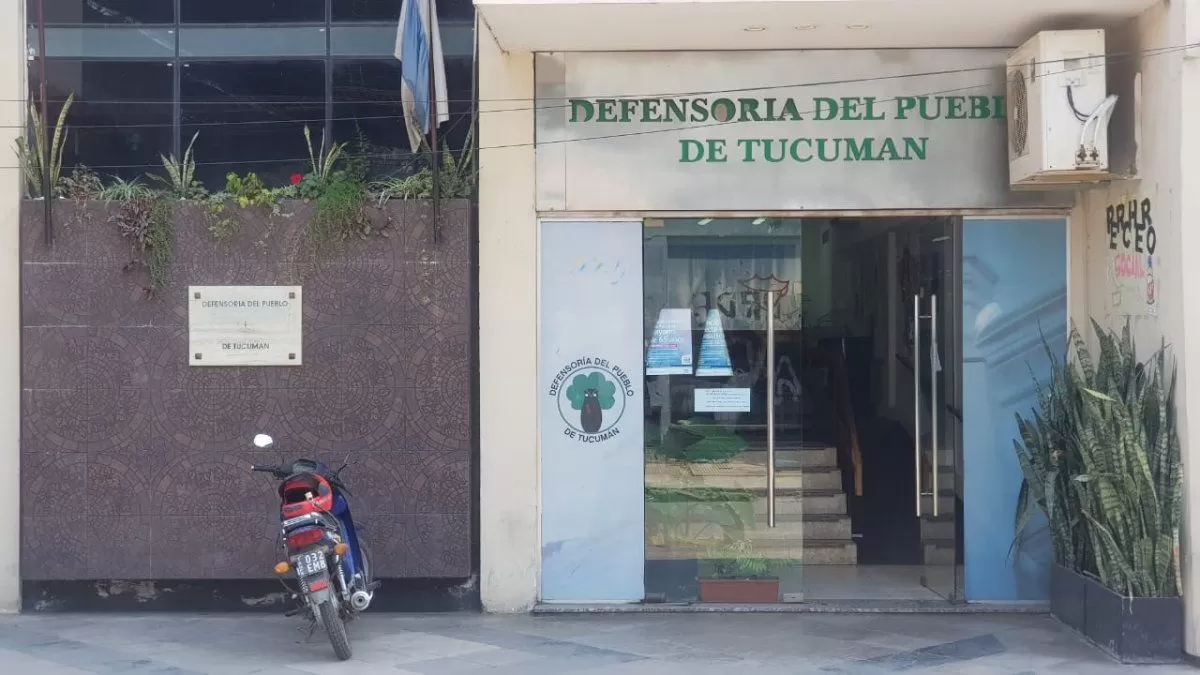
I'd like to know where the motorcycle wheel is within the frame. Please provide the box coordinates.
[319,599,352,661]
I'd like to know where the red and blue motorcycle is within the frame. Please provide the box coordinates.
[250,434,376,661]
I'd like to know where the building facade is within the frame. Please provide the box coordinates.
[474,0,1200,657]
[1,0,479,611]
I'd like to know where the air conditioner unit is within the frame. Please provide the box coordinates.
[1007,29,1118,188]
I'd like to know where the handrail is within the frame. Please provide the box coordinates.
[822,343,864,497]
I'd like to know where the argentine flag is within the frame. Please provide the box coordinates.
[394,0,449,153]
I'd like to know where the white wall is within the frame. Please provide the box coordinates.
[476,21,540,611]
[0,0,25,613]
[1070,0,1200,654]
[476,1,1200,628]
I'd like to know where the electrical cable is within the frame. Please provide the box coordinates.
[21,40,1195,111]
[0,41,1175,134]
[3,39,1188,171]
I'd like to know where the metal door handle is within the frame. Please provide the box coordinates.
[766,291,776,528]
[913,294,921,518]
[768,289,777,526]
[930,294,939,518]
[913,293,940,519]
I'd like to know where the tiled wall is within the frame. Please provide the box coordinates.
[20,200,473,580]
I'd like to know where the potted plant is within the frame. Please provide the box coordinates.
[698,539,780,603]
[1011,326,1093,632]
[1014,321,1182,663]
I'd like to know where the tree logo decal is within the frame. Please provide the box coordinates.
[549,357,634,443]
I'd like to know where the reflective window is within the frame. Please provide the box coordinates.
[332,56,472,179]
[30,0,175,25]
[180,0,325,24]
[29,60,174,180]
[332,59,416,178]
[181,61,326,188]
[32,26,176,58]
[332,0,474,22]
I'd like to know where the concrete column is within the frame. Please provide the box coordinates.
[1179,0,1200,653]
[476,20,540,611]
[0,0,25,613]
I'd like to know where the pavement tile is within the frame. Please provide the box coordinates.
[1,611,1196,675]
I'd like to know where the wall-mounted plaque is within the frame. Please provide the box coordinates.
[189,286,302,366]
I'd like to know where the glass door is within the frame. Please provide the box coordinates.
[642,216,959,605]
[642,218,811,604]
[911,219,963,602]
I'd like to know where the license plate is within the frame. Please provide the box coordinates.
[294,550,327,577]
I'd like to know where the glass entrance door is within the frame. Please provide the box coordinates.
[642,216,961,605]
[910,219,963,602]
[642,218,811,603]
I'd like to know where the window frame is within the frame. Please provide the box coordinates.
[29,0,475,187]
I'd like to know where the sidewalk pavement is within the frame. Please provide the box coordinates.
[0,611,1193,674]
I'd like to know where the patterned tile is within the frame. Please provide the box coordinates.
[21,200,473,581]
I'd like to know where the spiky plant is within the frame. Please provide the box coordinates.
[15,93,73,198]
[303,125,346,184]
[371,121,476,205]
[1012,325,1091,572]
[1072,321,1180,597]
[1014,320,1181,598]
[98,176,155,201]
[152,131,205,199]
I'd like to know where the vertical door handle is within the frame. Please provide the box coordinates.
[913,294,922,518]
[766,291,776,528]
[930,294,939,518]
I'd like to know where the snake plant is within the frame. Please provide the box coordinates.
[1014,320,1181,598]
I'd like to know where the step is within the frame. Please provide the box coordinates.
[645,465,842,491]
[749,514,852,541]
[646,539,857,564]
[923,541,956,566]
[738,447,839,469]
[920,517,955,541]
[755,490,847,516]
[648,514,852,547]
[919,493,956,515]
[750,539,858,564]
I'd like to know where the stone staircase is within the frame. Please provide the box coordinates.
[920,462,957,566]
[644,441,858,564]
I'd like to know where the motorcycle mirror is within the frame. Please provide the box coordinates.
[252,434,274,449]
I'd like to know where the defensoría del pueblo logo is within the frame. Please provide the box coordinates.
[548,357,635,443]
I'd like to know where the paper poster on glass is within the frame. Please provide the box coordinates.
[695,309,733,376]
[645,308,693,375]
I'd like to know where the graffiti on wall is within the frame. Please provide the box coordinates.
[1107,196,1158,316]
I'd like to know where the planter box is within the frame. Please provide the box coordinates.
[1083,574,1182,664]
[698,578,780,603]
[1050,564,1087,633]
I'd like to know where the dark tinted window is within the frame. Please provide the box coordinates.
[181,61,325,188]
[180,0,325,23]
[332,0,474,22]
[29,60,174,180]
[30,0,174,24]
[332,56,472,179]
[332,59,416,178]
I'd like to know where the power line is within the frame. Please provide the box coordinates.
[11,48,1150,172]
[2,42,1171,136]
[20,41,1194,114]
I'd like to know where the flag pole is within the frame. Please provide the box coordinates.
[426,0,441,243]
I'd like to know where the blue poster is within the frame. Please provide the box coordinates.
[645,308,693,375]
[695,309,733,377]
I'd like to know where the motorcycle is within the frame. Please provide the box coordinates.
[250,433,377,661]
